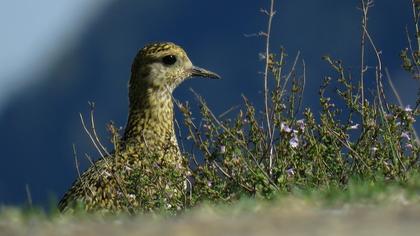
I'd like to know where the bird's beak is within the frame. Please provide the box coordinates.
[190,66,221,79]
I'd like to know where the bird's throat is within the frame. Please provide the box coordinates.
[122,89,177,152]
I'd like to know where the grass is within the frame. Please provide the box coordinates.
[2,177,420,235]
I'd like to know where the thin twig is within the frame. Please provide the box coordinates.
[411,0,420,53]
[190,89,279,191]
[88,102,111,157]
[385,68,404,107]
[276,47,286,88]
[80,113,105,159]
[72,144,82,180]
[385,68,420,143]
[185,177,193,205]
[296,59,306,114]
[325,127,369,169]
[407,0,420,77]
[359,0,371,113]
[218,105,240,119]
[174,95,254,192]
[174,118,185,153]
[280,51,301,100]
[72,144,95,196]
[25,184,32,208]
[363,25,389,112]
[363,26,403,163]
[405,26,420,77]
[262,0,276,174]
[80,112,134,213]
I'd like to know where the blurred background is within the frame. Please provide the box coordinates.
[0,0,415,208]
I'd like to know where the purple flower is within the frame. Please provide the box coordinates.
[404,105,413,112]
[296,119,305,131]
[401,132,411,141]
[286,168,295,177]
[289,134,299,148]
[281,122,292,133]
[348,123,359,130]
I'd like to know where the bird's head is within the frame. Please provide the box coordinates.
[129,42,220,96]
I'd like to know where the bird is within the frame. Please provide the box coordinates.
[58,42,220,213]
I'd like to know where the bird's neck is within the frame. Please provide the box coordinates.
[122,88,178,153]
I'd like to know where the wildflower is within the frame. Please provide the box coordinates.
[404,105,413,112]
[406,143,413,149]
[220,145,226,154]
[401,132,411,141]
[101,170,112,177]
[370,147,378,152]
[348,123,359,130]
[286,168,295,177]
[296,119,305,131]
[385,113,394,120]
[207,181,212,187]
[125,166,133,171]
[280,122,292,133]
[175,163,183,170]
[383,159,392,166]
[289,134,299,148]
[408,116,416,123]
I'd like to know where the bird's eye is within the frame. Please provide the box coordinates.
[162,55,177,65]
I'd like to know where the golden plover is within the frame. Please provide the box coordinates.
[58,42,220,213]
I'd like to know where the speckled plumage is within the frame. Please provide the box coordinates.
[58,42,220,213]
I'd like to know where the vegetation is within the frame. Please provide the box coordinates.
[3,178,420,235]
[3,1,420,234]
[58,0,420,213]
[181,0,420,207]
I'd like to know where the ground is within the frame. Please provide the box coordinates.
[2,182,420,236]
